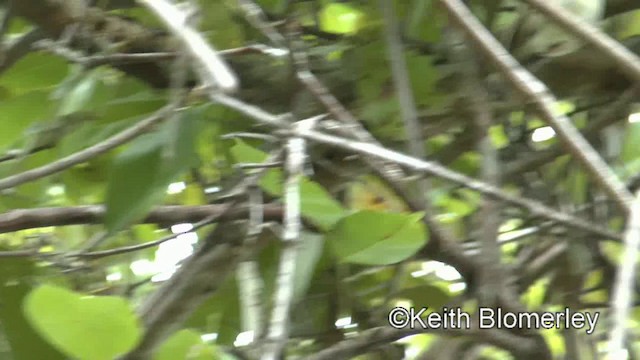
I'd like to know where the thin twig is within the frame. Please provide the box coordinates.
[237,0,287,48]
[503,84,640,181]
[377,0,428,315]
[211,93,290,128]
[235,162,283,170]
[292,127,621,240]
[306,316,539,360]
[463,46,503,306]
[78,207,234,259]
[222,132,279,142]
[379,0,424,162]
[0,144,54,164]
[0,105,174,191]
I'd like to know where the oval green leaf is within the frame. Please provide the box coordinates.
[319,3,365,35]
[23,284,142,360]
[327,210,428,265]
[104,108,200,232]
[155,330,223,360]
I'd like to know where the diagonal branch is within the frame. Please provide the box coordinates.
[307,315,545,360]
[503,85,640,182]
[523,0,640,84]
[0,106,174,191]
[609,190,640,356]
[0,28,45,75]
[292,127,621,241]
[138,0,238,92]
[440,0,634,213]
[123,222,255,359]
[444,1,640,353]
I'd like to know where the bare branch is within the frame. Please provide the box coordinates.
[78,203,237,259]
[123,149,284,358]
[307,318,543,360]
[263,118,315,360]
[463,48,503,306]
[293,127,621,241]
[609,190,640,357]
[237,0,287,48]
[237,182,266,341]
[523,0,640,84]
[123,222,254,359]
[0,203,290,234]
[0,105,173,192]
[450,1,640,353]
[504,85,640,182]
[139,0,238,92]
[441,0,634,212]
[0,28,44,75]
[379,0,423,162]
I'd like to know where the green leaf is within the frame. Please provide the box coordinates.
[622,122,640,164]
[104,108,200,232]
[393,284,450,309]
[199,1,246,48]
[522,277,549,309]
[104,131,165,232]
[582,270,603,291]
[300,178,347,230]
[434,193,477,221]
[292,232,325,300]
[488,125,509,149]
[231,141,347,230]
[57,70,100,117]
[155,330,220,360]
[567,168,588,204]
[327,210,428,265]
[0,90,54,150]
[69,75,166,124]
[319,3,365,35]
[581,289,608,304]
[230,140,282,195]
[255,0,287,13]
[541,327,566,358]
[59,117,134,157]
[183,277,240,343]
[23,285,142,360]
[618,10,640,39]
[0,258,65,360]
[600,241,623,265]
[0,53,69,93]
[406,54,439,107]
[406,0,443,42]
